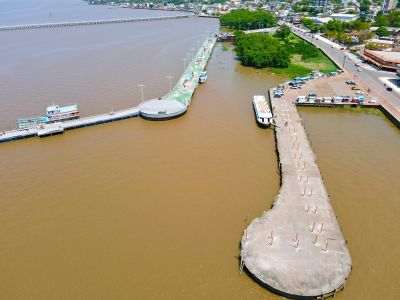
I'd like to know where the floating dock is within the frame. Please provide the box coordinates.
[240,88,352,299]
[0,34,216,144]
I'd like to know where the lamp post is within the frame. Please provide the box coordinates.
[166,74,173,92]
[138,84,144,102]
[342,55,347,69]
[182,58,187,71]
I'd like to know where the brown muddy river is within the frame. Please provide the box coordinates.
[0,2,399,299]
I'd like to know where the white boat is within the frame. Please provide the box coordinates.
[252,95,273,127]
[199,71,207,83]
[37,123,64,137]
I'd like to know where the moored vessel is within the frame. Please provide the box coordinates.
[252,95,272,127]
[199,71,207,83]
[46,103,79,122]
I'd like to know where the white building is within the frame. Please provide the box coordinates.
[330,13,358,22]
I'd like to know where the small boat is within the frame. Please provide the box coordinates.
[252,95,273,128]
[37,123,64,137]
[199,71,207,83]
[46,103,80,123]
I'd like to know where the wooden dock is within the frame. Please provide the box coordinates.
[240,88,352,299]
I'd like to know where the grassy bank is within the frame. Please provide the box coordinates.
[266,34,337,77]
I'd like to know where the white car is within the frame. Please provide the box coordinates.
[357,68,362,72]
[355,91,365,95]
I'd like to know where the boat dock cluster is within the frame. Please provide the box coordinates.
[0,15,190,32]
[241,82,352,299]
[0,34,216,143]
[272,73,381,109]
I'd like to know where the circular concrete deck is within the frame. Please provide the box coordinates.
[139,99,187,120]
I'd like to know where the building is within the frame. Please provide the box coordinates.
[330,13,358,22]
[315,0,328,9]
[383,0,398,13]
[366,38,395,50]
[361,49,400,71]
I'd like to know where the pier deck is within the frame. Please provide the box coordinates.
[240,85,352,298]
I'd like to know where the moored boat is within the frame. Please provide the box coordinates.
[252,95,273,128]
[199,71,207,83]
[47,103,80,122]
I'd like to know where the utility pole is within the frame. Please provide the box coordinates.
[182,58,187,71]
[166,74,173,92]
[138,84,144,102]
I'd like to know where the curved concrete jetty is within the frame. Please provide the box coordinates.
[240,89,352,299]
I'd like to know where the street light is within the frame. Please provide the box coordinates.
[342,55,347,69]
[138,84,144,102]
[182,58,187,71]
[166,74,173,92]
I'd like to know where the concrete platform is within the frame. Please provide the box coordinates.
[139,99,187,120]
[240,87,352,299]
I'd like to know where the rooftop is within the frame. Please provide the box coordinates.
[365,49,400,63]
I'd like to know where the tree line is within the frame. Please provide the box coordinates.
[219,9,277,30]
[234,25,322,69]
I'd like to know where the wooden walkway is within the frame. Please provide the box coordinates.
[240,88,352,299]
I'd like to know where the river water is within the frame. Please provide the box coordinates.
[0,1,399,299]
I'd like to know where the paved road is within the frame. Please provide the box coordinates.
[291,26,400,112]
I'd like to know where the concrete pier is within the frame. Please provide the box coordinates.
[240,88,352,299]
[0,15,190,32]
[0,34,216,143]
[139,34,216,120]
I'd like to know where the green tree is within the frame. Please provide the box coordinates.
[235,32,290,68]
[274,25,291,39]
[219,9,277,30]
[374,11,390,26]
[375,26,390,36]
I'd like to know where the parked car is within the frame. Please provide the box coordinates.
[355,63,360,67]
[346,80,356,85]
[342,96,351,103]
[297,96,306,103]
[351,86,361,90]
[387,87,393,91]
[357,68,362,72]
